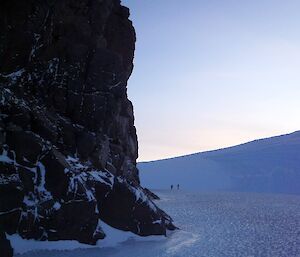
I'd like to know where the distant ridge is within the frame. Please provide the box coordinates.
[138,131,300,194]
[141,130,300,163]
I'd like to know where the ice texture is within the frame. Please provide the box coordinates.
[15,191,300,257]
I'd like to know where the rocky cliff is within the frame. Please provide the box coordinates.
[0,0,175,255]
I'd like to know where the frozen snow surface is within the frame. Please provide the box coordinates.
[139,131,300,194]
[9,222,163,255]
[15,190,300,257]
[8,234,97,255]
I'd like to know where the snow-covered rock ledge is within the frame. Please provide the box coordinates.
[0,144,175,255]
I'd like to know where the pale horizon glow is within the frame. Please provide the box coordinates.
[122,0,300,162]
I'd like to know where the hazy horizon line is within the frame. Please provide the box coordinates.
[138,129,300,163]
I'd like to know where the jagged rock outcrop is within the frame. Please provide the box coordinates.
[0,232,13,257]
[143,188,160,200]
[0,0,175,255]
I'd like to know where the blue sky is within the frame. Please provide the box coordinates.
[122,0,300,161]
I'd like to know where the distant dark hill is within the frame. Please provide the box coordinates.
[138,131,300,194]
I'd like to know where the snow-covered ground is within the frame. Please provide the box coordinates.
[139,131,300,194]
[15,190,300,257]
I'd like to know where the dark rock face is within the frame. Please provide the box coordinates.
[0,0,175,254]
[0,231,13,257]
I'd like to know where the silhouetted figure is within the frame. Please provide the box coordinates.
[177,184,180,190]
[171,185,173,190]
